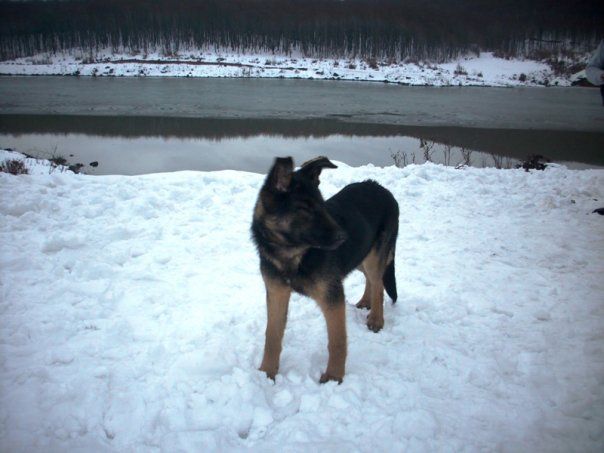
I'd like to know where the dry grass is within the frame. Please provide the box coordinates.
[1,159,29,175]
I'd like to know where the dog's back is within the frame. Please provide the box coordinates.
[325,180,399,279]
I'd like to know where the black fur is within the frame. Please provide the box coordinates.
[383,260,397,302]
[252,156,399,383]
[251,157,399,303]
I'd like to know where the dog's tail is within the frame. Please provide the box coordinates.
[383,259,397,303]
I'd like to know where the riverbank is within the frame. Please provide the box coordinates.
[0,50,585,87]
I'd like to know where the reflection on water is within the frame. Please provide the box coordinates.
[1,114,602,175]
[0,133,432,175]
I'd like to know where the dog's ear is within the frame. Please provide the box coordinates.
[266,157,294,192]
[299,156,337,185]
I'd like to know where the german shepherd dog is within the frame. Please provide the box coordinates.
[251,156,399,383]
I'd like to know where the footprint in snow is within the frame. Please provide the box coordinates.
[154,254,172,265]
[42,235,86,253]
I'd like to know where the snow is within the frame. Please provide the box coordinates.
[0,150,73,175]
[1,150,604,451]
[0,50,577,87]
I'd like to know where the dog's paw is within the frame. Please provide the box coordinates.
[366,313,384,333]
[355,299,371,310]
[319,372,343,384]
[259,366,277,381]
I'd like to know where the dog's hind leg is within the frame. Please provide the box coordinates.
[355,265,372,310]
[259,275,291,380]
[361,248,386,332]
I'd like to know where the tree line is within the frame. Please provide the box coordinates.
[0,0,602,62]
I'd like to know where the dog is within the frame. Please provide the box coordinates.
[251,156,399,383]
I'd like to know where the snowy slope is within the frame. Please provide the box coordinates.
[0,150,73,176]
[0,50,575,87]
[1,151,603,452]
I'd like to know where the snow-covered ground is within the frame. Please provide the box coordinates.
[0,49,580,87]
[0,150,74,176]
[1,150,603,451]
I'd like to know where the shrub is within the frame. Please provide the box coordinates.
[490,153,516,169]
[546,58,584,76]
[516,154,550,171]
[68,163,84,173]
[1,159,28,175]
[391,150,416,168]
[367,57,379,70]
[49,155,67,166]
[493,49,514,60]
[454,64,468,76]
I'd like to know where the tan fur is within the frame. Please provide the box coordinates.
[356,248,387,332]
[259,275,291,380]
[266,244,307,276]
[254,199,307,274]
[355,264,372,310]
[307,281,347,383]
[253,198,265,219]
[253,157,399,384]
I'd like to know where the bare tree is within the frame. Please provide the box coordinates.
[391,150,416,168]
[455,148,472,168]
[1,0,600,63]
[490,153,516,169]
[420,139,435,163]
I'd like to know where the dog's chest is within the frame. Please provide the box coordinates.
[288,275,310,296]
[287,264,328,298]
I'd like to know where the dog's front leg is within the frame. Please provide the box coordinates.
[315,283,347,384]
[259,275,291,380]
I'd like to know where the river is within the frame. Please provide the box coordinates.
[1,77,602,174]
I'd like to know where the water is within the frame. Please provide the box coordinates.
[1,77,603,174]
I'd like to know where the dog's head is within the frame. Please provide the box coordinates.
[254,156,347,250]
